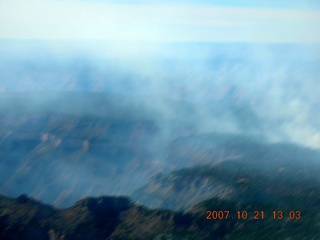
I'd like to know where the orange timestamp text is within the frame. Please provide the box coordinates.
[206,210,301,220]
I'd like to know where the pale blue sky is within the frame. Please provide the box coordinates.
[0,0,320,42]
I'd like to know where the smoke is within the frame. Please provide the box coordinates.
[1,40,320,149]
[1,40,320,207]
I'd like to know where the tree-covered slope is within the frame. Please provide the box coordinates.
[0,194,319,240]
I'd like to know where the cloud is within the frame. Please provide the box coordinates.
[0,0,319,42]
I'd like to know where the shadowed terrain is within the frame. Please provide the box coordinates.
[0,192,319,240]
[0,41,320,239]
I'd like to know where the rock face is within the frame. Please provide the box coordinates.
[0,109,160,207]
[131,168,237,210]
[1,93,320,240]
[132,136,320,211]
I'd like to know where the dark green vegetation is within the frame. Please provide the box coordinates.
[0,193,319,240]
[0,93,320,239]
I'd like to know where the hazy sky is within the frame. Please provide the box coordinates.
[1,0,320,42]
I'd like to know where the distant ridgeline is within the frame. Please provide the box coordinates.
[0,93,320,239]
[0,192,319,240]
